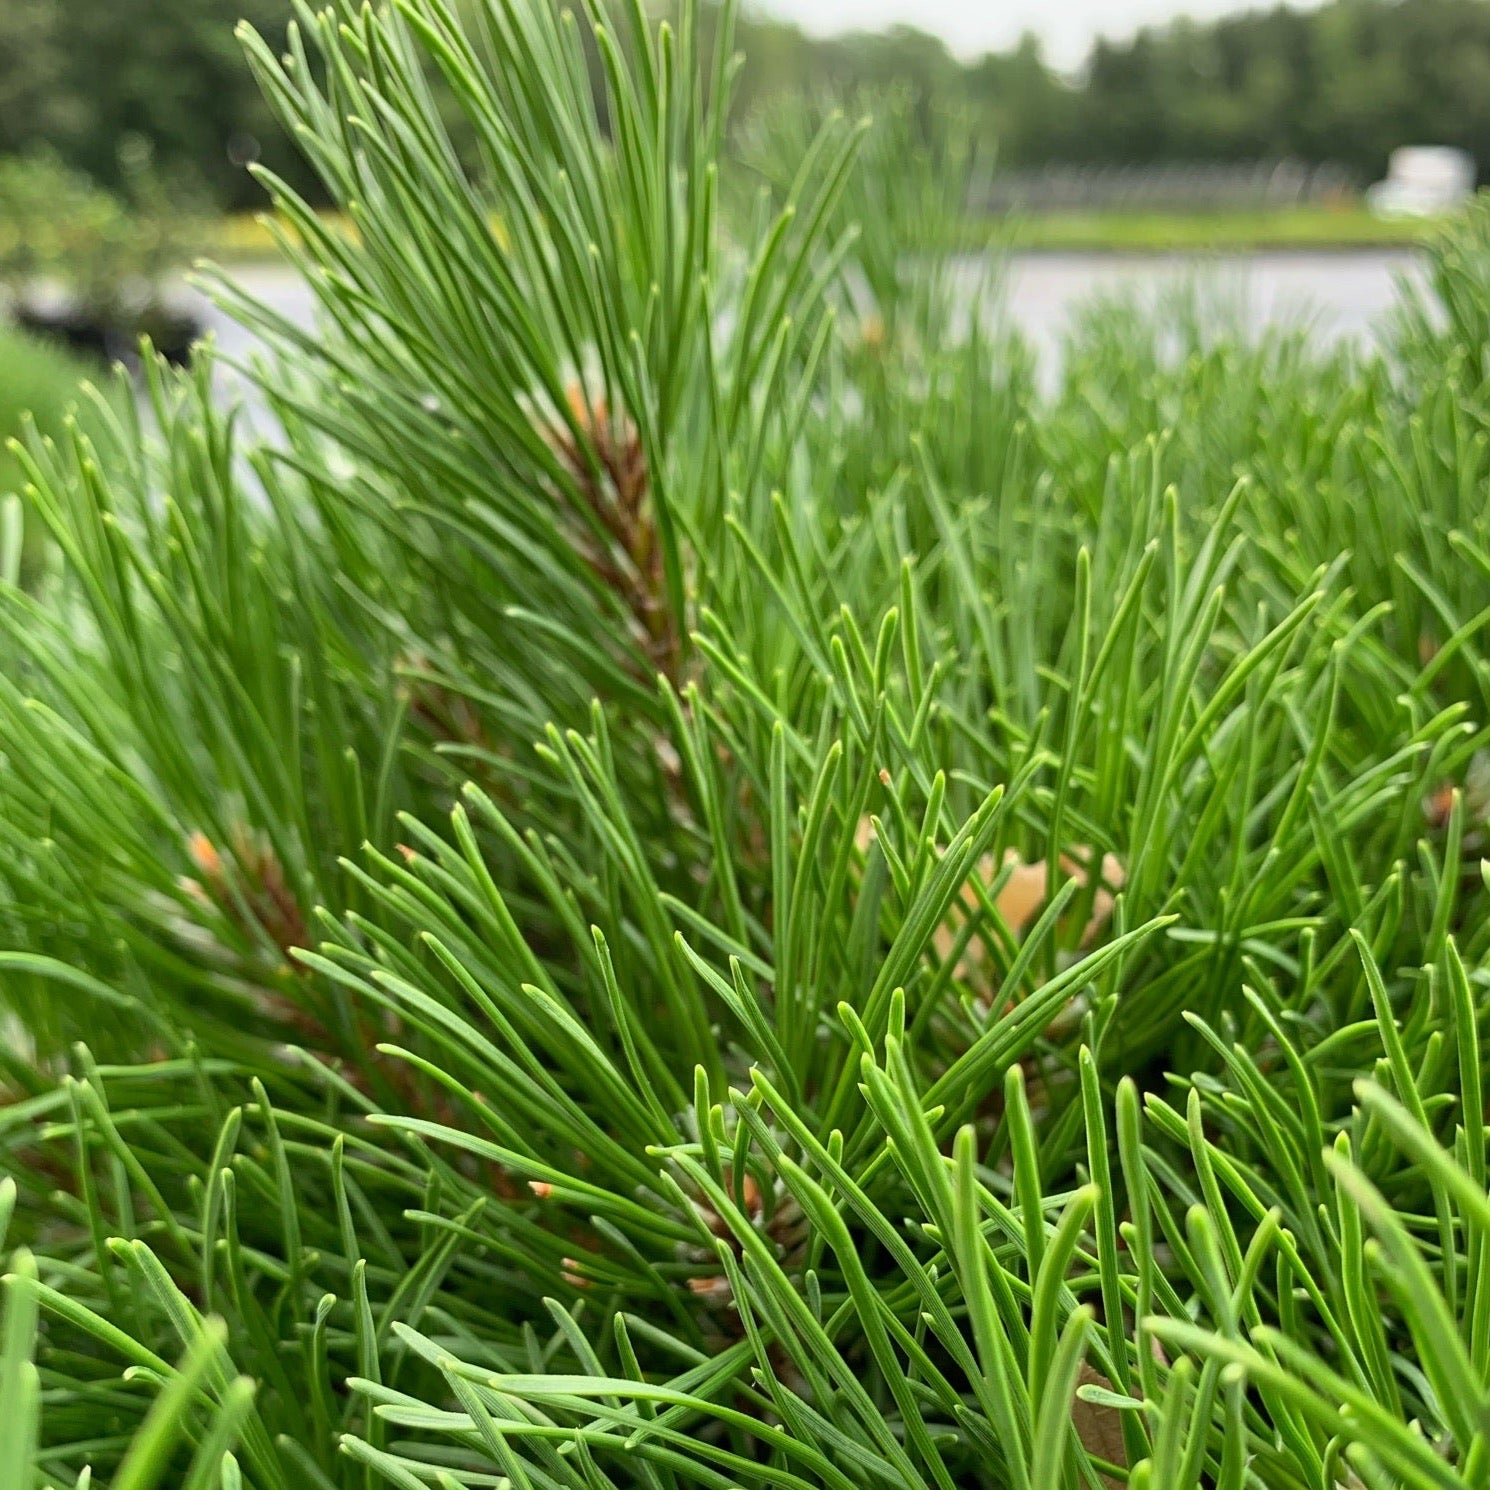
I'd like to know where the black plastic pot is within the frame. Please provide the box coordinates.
[14,301,203,369]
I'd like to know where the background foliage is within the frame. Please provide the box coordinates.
[5,0,1490,209]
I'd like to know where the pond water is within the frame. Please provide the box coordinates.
[192,250,1427,413]
[993,249,1423,367]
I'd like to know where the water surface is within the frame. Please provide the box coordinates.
[195,250,1426,415]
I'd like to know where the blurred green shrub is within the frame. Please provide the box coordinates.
[0,142,204,329]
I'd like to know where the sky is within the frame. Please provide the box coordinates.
[747,1,1315,70]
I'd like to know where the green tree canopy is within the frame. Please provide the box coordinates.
[0,0,313,207]
[3,0,1490,207]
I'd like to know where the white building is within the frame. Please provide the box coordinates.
[1368,146,1476,218]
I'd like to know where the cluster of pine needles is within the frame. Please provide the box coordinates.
[3,1,1490,1487]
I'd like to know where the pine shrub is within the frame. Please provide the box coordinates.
[3,3,1490,1487]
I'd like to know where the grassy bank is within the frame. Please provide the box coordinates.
[999,204,1447,252]
[0,324,116,579]
[214,202,1449,262]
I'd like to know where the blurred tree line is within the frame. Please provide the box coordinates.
[0,0,319,207]
[727,0,1490,183]
[2,0,1489,211]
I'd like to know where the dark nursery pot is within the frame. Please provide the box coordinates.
[15,301,203,369]
[133,304,204,367]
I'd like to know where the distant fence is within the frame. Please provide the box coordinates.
[973,160,1357,215]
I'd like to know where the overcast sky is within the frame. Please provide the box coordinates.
[746,1,1316,70]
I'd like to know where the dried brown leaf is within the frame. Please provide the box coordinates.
[1073,1362,1128,1488]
